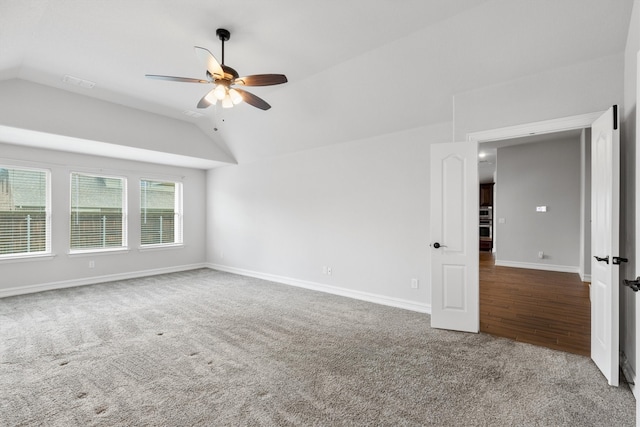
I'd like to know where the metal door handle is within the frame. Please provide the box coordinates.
[624,277,640,292]
[594,255,609,264]
[430,242,446,249]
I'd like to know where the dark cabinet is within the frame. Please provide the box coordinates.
[479,183,494,251]
[480,183,494,207]
[480,239,493,251]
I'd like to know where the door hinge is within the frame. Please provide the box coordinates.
[613,104,618,130]
[613,256,628,265]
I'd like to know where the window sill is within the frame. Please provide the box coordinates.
[68,248,131,257]
[138,243,184,252]
[0,253,56,264]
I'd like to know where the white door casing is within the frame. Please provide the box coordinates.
[591,105,620,387]
[430,141,479,332]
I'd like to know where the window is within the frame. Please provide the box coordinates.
[70,172,127,251]
[140,180,183,246]
[0,166,50,258]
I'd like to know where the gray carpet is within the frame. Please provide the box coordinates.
[0,268,635,426]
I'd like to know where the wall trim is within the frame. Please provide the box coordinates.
[466,111,604,142]
[0,263,208,298]
[1,261,432,315]
[579,273,592,283]
[208,263,431,314]
[495,260,579,274]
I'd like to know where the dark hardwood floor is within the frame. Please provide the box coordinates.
[479,251,591,356]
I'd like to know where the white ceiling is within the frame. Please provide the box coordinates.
[0,0,634,166]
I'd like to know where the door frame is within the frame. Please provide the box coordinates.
[466,112,604,144]
[465,111,605,345]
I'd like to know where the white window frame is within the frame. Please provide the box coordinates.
[0,165,51,260]
[139,178,183,249]
[69,172,128,255]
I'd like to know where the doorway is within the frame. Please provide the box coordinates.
[468,114,600,355]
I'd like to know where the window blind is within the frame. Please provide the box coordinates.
[140,180,182,246]
[0,167,50,257]
[70,173,126,250]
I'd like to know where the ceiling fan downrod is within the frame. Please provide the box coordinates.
[216,28,230,65]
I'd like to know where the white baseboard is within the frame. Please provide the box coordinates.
[208,263,431,314]
[495,260,579,274]
[579,273,592,282]
[3,261,432,315]
[0,263,208,298]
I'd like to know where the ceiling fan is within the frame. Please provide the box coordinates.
[146,28,287,111]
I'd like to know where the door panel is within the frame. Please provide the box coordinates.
[430,141,478,332]
[443,265,466,310]
[591,105,620,386]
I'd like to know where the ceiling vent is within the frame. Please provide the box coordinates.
[182,110,203,118]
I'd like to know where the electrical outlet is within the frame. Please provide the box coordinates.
[538,251,544,259]
[327,267,332,276]
[89,260,95,268]
[411,278,419,289]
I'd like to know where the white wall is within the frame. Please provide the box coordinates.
[454,54,624,141]
[207,122,452,310]
[0,142,207,296]
[494,137,581,270]
[205,48,627,315]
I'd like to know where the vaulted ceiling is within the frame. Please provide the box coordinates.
[0,0,634,167]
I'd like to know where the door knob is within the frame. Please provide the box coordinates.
[430,242,446,249]
[594,255,609,264]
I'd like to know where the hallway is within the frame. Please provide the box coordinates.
[480,252,591,356]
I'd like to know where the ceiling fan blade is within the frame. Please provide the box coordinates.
[145,74,209,83]
[197,89,216,109]
[234,74,288,86]
[194,46,224,79]
[234,88,271,110]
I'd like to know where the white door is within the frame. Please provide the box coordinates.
[591,105,620,386]
[430,141,479,332]
[636,52,640,427]
[627,52,640,427]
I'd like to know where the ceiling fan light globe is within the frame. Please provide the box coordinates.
[204,92,218,105]
[213,84,227,100]
[229,88,243,105]
[222,94,234,108]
